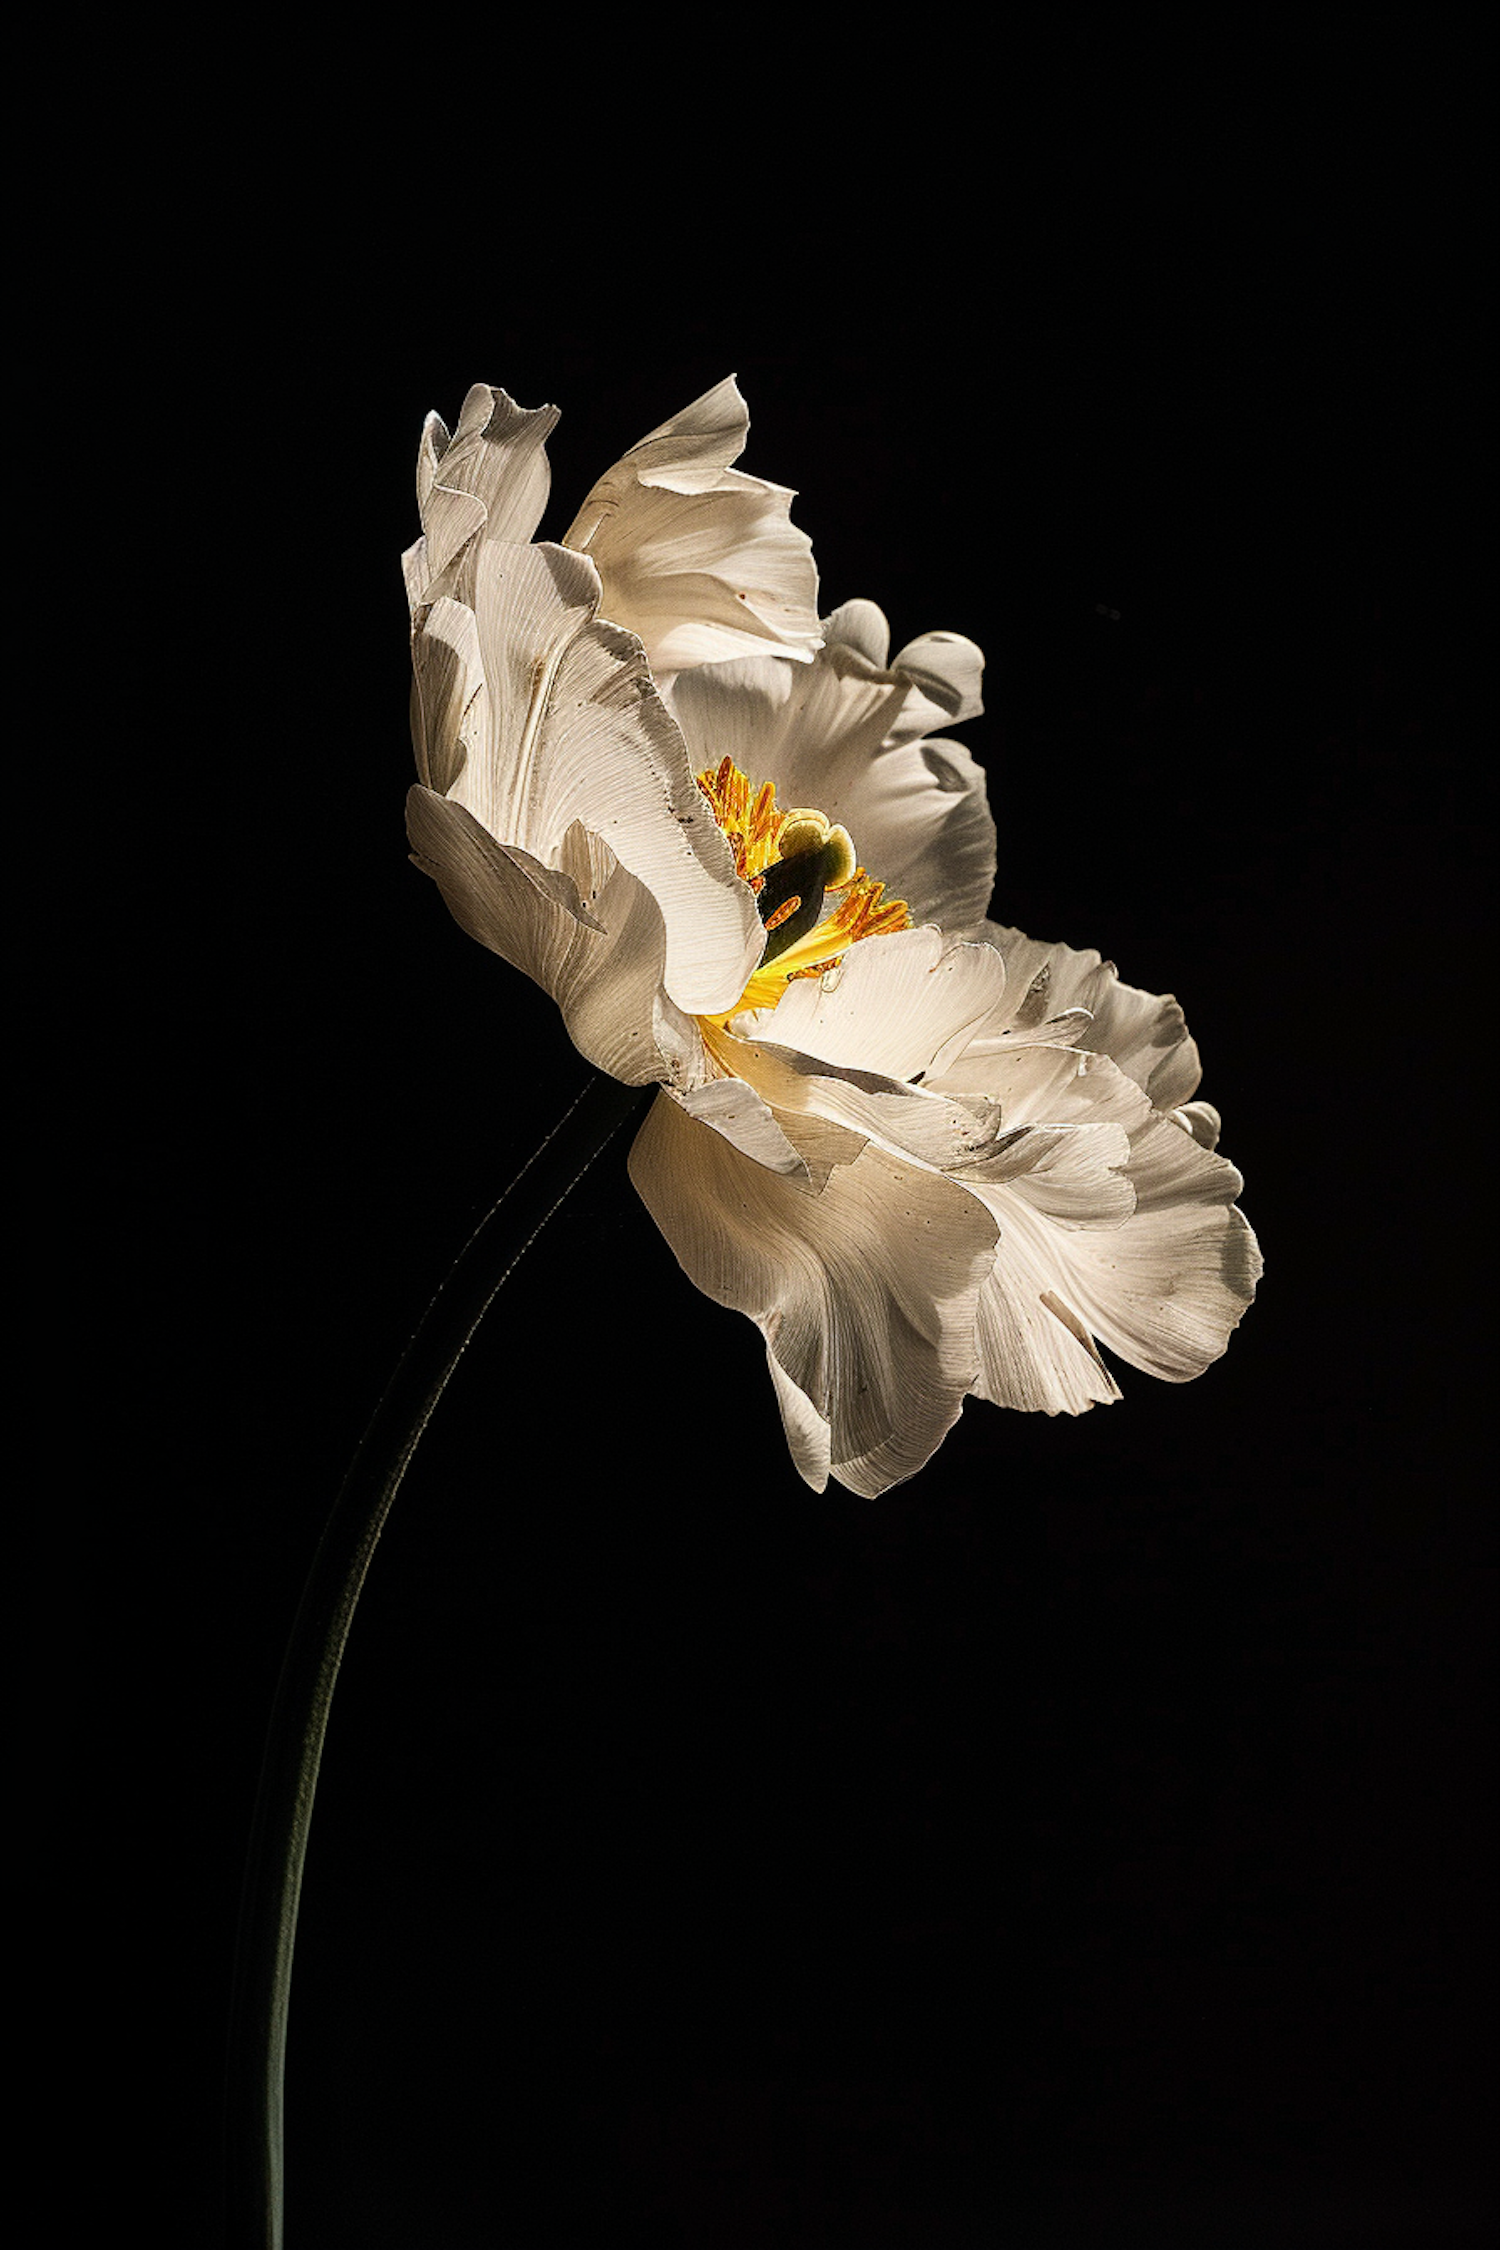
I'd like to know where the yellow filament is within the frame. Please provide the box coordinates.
[695,757,910,1022]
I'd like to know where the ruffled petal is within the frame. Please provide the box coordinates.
[405,385,560,610]
[409,596,486,798]
[947,1039,1143,1132]
[668,1078,810,1181]
[818,605,986,740]
[879,633,986,751]
[670,645,996,932]
[868,734,997,931]
[715,1023,1009,1176]
[443,538,761,1017]
[820,598,890,668]
[741,926,1006,1083]
[973,1199,1126,1415]
[711,987,1135,1241]
[1172,1100,1222,1150]
[444,541,595,845]
[764,1350,833,1492]
[670,643,901,797]
[954,924,1202,1110]
[890,629,985,727]
[948,1048,1259,1405]
[406,789,702,1088]
[915,967,1261,1410]
[977,1117,1136,1223]
[435,383,558,544]
[1056,1109,1262,1382]
[562,376,821,675]
[628,1088,999,1497]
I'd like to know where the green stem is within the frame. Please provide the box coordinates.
[224,1071,652,2248]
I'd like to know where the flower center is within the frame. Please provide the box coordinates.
[696,755,911,1020]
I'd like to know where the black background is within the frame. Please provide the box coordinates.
[113,25,1491,2248]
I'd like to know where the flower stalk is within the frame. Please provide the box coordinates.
[224,1071,651,2249]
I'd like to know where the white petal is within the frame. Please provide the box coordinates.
[628,1088,999,1497]
[579,374,753,496]
[448,538,762,1017]
[764,1350,832,1492]
[816,610,985,741]
[931,1011,1261,1406]
[562,375,821,675]
[851,734,995,932]
[414,410,450,512]
[957,1052,1259,1399]
[820,598,891,667]
[409,596,486,797]
[890,629,985,726]
[879,629,986,748]
[1058,1112,1262,1381]
[668,1077,809,1180]
[674,1065,867,1194]
[959,925,1202,1110]
[973,1204,1125,1415]
[974,1119,1136,1223]
[670,648,996,932]
[719,1025,1010,1176]
[1172,1100,1222,1150]
[401,487,485,616]
[714,999,1133,1221]
[408,385,559,610]
[671,643,901,799]
[941,1040,1142,1131]
[406,789,702,1088]
[742,927,1007,1083]
[449,540,597,846]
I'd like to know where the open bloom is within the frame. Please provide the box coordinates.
[404,379,1261,1495]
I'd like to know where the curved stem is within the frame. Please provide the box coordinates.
[224,1072,652,2249]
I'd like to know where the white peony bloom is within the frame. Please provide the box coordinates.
[404,381,1261,1496]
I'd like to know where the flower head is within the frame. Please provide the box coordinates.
[404,380,1261,1495]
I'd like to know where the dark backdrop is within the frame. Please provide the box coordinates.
[120,26,1491,2248]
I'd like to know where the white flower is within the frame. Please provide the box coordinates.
[404,381,1261,1496]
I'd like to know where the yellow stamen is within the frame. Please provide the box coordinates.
[695,757,910,1023]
